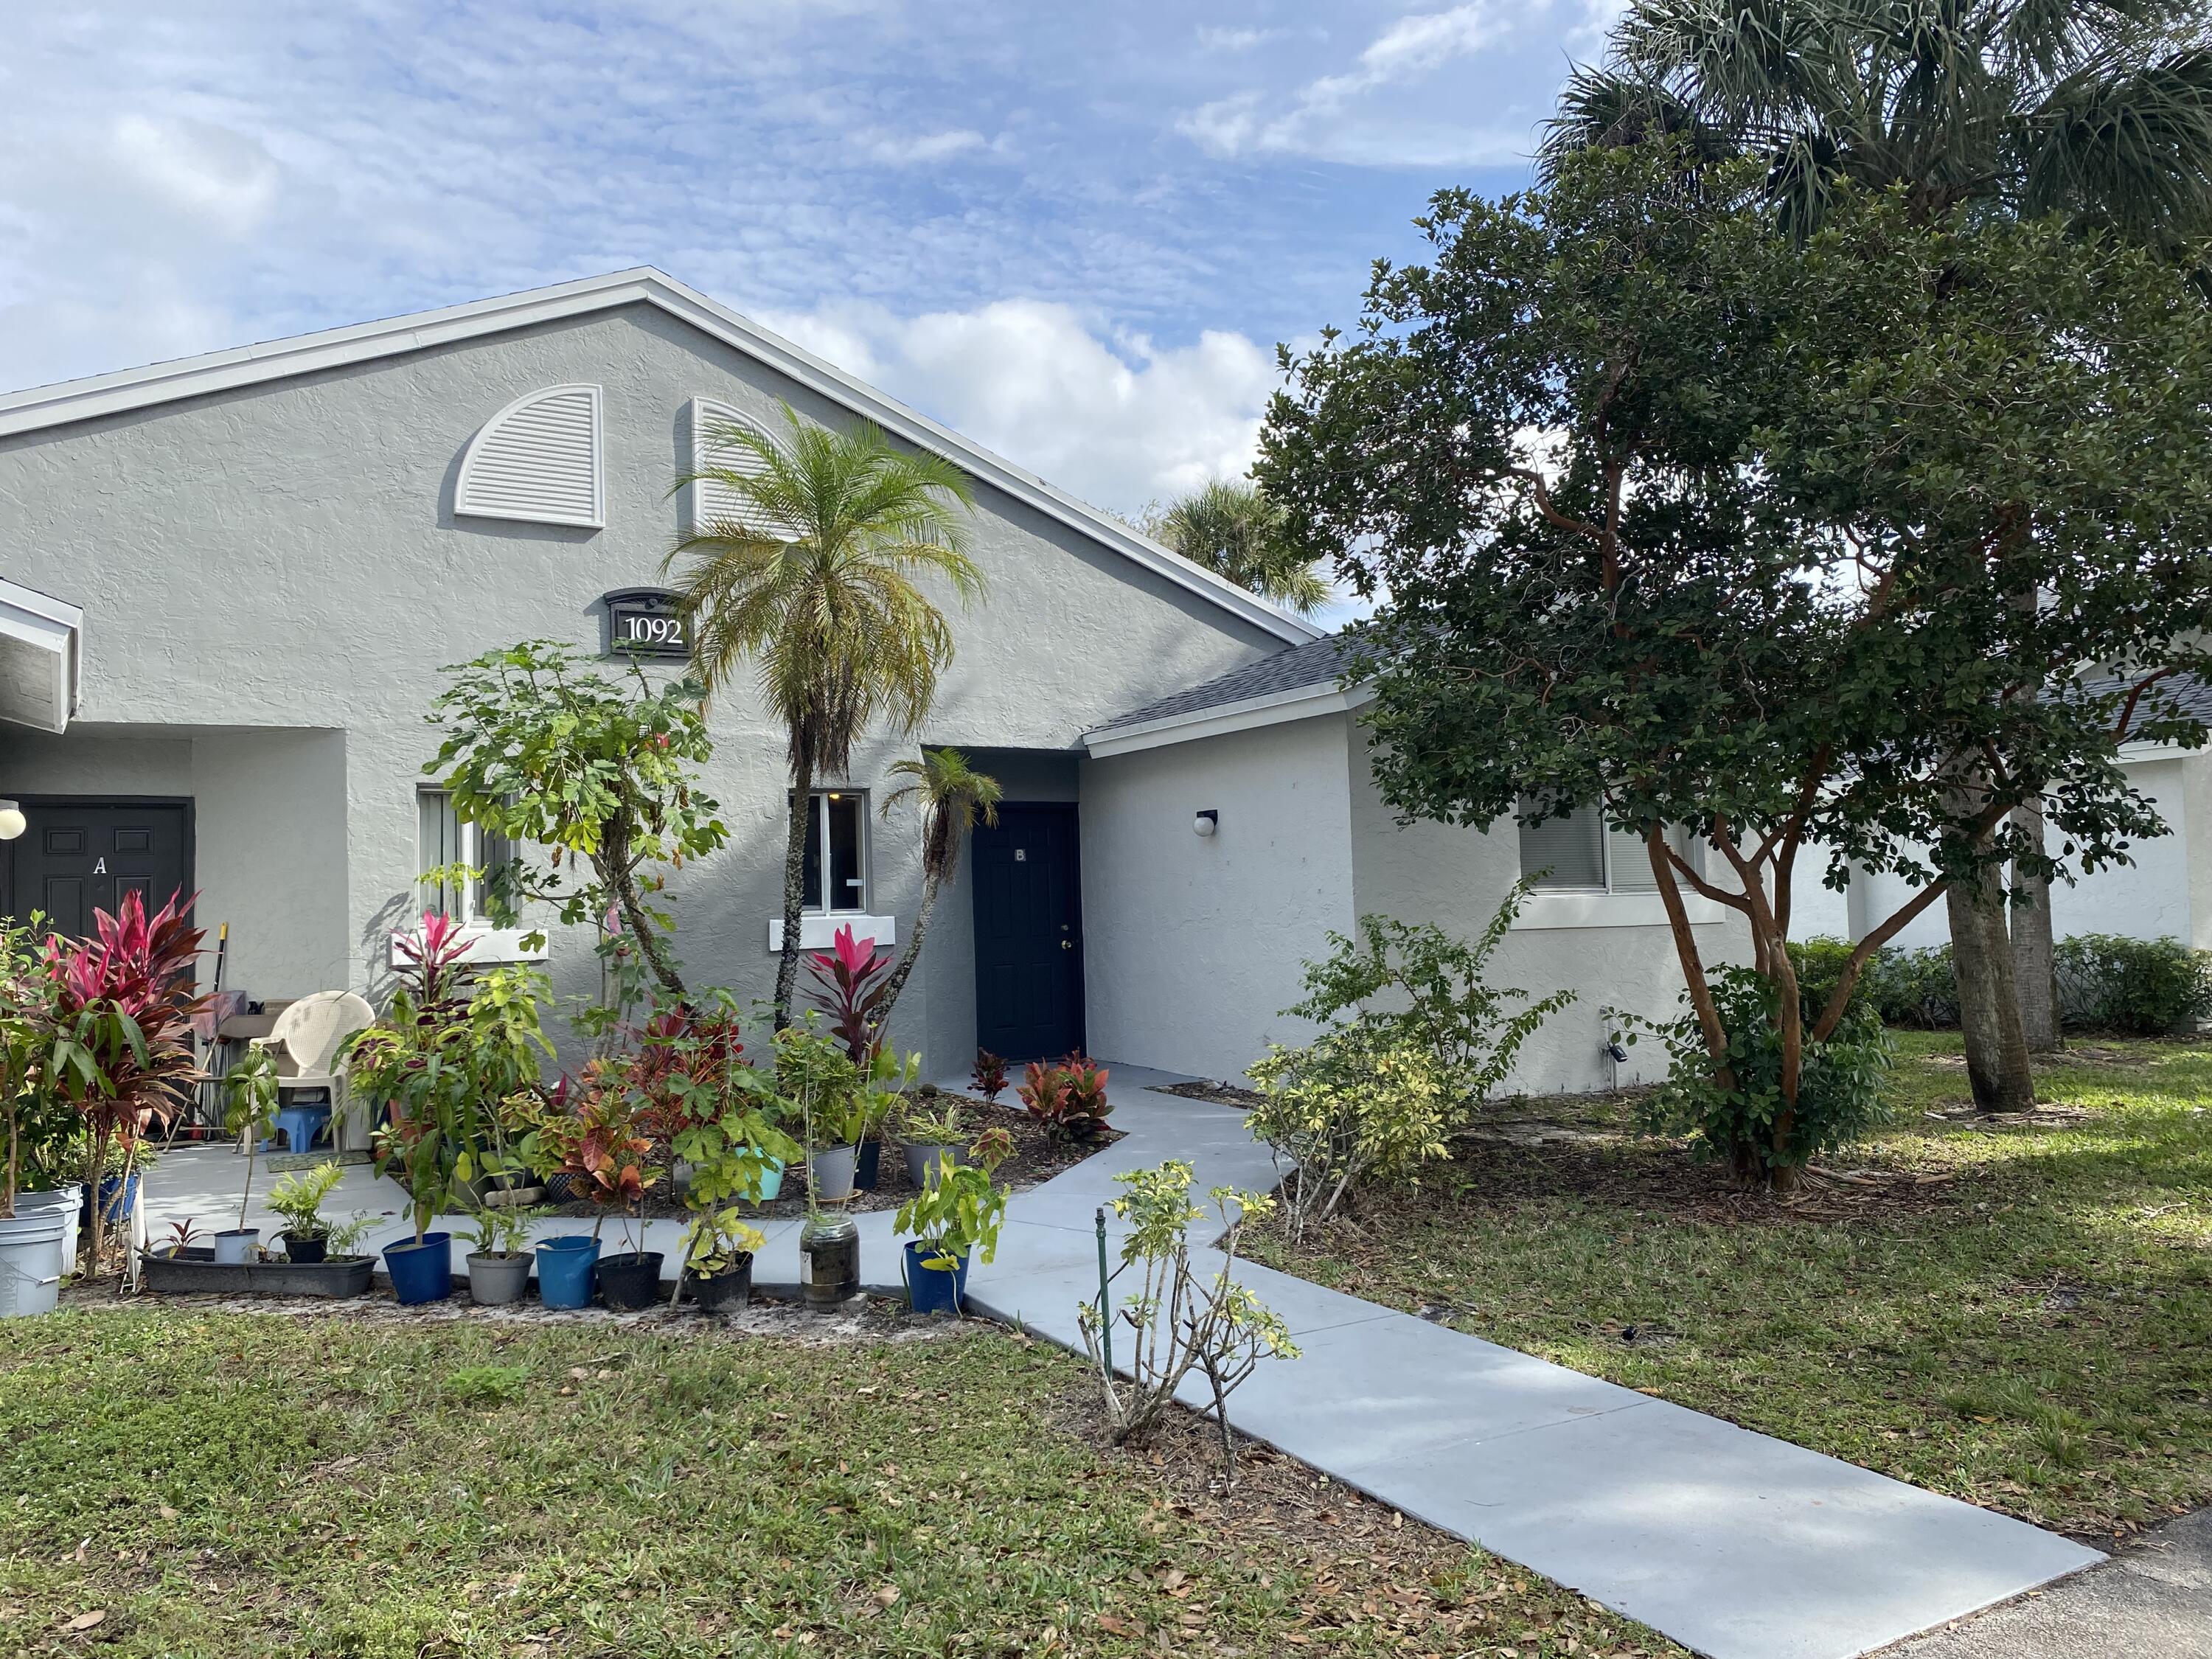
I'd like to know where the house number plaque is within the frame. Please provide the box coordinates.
[602,588,690,659]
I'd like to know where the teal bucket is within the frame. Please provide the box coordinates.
[535,1235,600,1309]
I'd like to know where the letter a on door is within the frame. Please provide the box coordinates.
[93,857,108,874]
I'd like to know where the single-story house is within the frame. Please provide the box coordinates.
[1,268,2185,1097]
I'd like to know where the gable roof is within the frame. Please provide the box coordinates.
[1085,633,1364,757]
[0,268,1320,647]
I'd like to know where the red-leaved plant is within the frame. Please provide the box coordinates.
[46,889,206,1270]
[393,909,473,1015]
[804,925,894,1065]
[970,1048,1009,1103]
[1018,1053,1113,1144]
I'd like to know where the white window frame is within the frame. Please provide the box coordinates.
[1513,804,1725,931]
[800,789,869,915]
[767,790,900,953]
[403,790,544,964]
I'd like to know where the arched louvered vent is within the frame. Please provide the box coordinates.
[685,397,793,539]
[456,384,604,528]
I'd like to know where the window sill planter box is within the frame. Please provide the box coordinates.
[467,1251,534,1306]
[140,1246,374,1299]
[597,1251,664,1312]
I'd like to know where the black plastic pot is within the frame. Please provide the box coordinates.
[684,1256,753,1312]
[141,1246,373,1298]
[282,1233,327,1265]
[855,1138,883,1192]
[597,1250,665,1312]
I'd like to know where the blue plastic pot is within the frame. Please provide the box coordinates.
[535,1234,601,1309]
[383,1232,453,1305]
[903,1239,970,1315]
[746,1155,785,1203]
[84,1173,139,1232]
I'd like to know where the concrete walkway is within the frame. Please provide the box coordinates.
[1881,1507,2211,1658]
[139,1065,2104,1659]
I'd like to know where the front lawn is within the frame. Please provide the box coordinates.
[0,1307,1677,1659]
[1248,1033,2212,1540]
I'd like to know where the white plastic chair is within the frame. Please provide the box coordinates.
[251,991,377,1152]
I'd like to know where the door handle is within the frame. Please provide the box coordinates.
[1060,939,1073,950]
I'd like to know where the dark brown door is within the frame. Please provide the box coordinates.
[970,803,1085,1062]
[1,799,193,939]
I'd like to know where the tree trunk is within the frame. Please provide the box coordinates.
[875,867,942,1020]
[773,759,814,1029]
[2008,799,2060,1053]
[1946,850,2035,1113]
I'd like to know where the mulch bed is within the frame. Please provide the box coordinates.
[1152,1079,1266,1110]
[547,1096,1122,1222]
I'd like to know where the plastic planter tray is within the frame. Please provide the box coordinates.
[141,1246,375,1298]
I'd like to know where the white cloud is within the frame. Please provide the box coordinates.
[865,128,993,165]
[1180,1,1539,167]
[1196,25,1277,50]
[759,297,1279,516]
[106,115,281,237]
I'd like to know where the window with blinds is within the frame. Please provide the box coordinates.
[417,790,512,922]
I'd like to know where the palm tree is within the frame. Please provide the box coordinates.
[1547,0,2212,1108]
[874,747,1003,1018]
[667,406,983,1026]
[1545,0,2212,243]
[1158,481,1330,615]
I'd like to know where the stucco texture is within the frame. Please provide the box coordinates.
[0,305,1283,1067]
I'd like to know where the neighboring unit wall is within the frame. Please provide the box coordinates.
[1809,753,2203,955]
[1346,726,1745,1095]
[1080,717,1357,1081]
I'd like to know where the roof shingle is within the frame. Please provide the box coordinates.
[1090,633,1354,735]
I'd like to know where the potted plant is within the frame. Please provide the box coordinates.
[775,1022,864,1307]
[803,927,893,1186]
[894,1126,1012,1315]
[264,1164,343,1262]
[367,1088,461,1304]
[216,1045,282,1263]
[0,912,71,1318]
[557,1069,661,1311]
[900,1097,970,1192]
[677,1207,766,1312]
[462,1203,546,1306]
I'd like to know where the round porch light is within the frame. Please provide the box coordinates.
[0,801,23,841]
[1192,809,1218,838]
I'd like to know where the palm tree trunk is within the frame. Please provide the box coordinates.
[773,759,814,1029]
[2009,799,2060,1052]
[877,867,942,1019]
[1947,846,2035,1113]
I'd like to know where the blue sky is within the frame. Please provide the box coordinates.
[0,1,1617,520]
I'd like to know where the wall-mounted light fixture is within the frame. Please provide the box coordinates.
[1192,809,1218,838]
[0,800,23,841]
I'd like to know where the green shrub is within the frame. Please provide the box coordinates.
[2054,933,2212,1034]
[1869,944,1958,1029]
[1248,1029,1456,1241]
[1631,967,1894,1181]
[1786,936,1859,1026]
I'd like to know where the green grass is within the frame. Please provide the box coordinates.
[1248,1033,2212,1540]
[0,1311,1676,1659]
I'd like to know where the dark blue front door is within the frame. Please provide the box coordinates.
[970,804,1084,1062]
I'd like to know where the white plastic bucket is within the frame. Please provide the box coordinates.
[14,1186,84,1276]
[0,1206,69,1318]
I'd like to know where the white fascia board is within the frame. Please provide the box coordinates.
[1084,681,1374,758]
[2116,740,2203,764]
[0,270,1320,648]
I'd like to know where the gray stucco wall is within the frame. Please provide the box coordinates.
[1080,714,1357,1079]
[1079,709,1748,1094]
[0,305,1284,1068]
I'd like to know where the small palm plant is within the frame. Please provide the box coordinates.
[667,406,984,1027]
[876,747,1001,1019]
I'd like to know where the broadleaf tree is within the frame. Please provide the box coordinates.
[1257,142,2212,1186]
